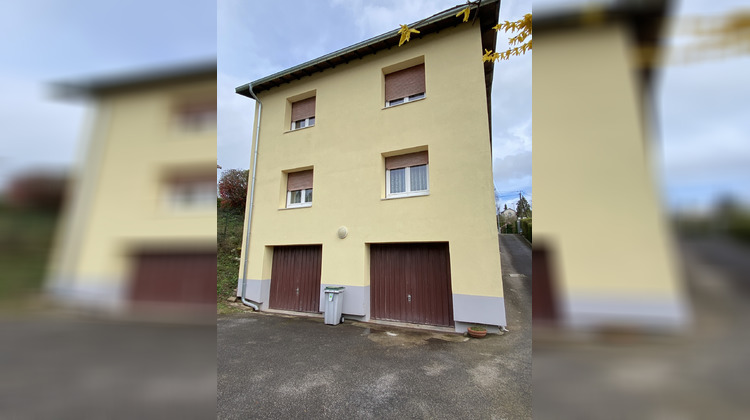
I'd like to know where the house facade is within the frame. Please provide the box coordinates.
[533,1,689,330]
[236,1,506,332]
[47,64,218,318]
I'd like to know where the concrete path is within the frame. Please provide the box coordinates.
[498,234,532,332]
[533,234,750,418]
[0,316,217,419]
[218,235,532,419]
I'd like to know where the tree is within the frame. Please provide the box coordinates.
[218,169,249,210]
[516,193,531,218]
[398,3,531,62]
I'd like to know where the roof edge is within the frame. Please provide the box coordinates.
[236,0,501,98]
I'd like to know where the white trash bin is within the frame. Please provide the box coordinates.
[323,287,345,325]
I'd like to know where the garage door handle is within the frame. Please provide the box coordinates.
[407,294,411,302]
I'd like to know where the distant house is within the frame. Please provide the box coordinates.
[534,0,688,329]
[235,1,506,332]
[497,207,517,231]
[500,208,517,221]
[47,63,217,317]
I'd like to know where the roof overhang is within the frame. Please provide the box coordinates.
[54,60,217,99]
[236,0,501,100]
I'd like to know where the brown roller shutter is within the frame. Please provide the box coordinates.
[370,242,454,327]
[269,245,322,313]
[532,246,559,324]
[130,252,217,304]
[385,151,428,170]
[385,64,425,101]
[291,97,316,121]
[287,170,313,191]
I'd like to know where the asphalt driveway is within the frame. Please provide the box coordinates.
[218,234,531,419]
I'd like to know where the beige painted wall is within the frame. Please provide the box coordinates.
[239,23,502,298]
[534,23,686,324]
[52,78,217,290]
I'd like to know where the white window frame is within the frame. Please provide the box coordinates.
[386,164,429,198]
[385,92,425,108]
[163,180,216,212]
[286,188,313,208]
[291,116,315,131]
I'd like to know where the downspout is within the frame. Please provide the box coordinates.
[240,85,262,311]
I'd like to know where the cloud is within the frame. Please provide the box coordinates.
[0,78,87,188]
[220,0,533,198]
[218,72,256,172]
[329,0,458,39]
[494,150,532,181]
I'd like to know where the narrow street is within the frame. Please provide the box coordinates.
[498,233,532,333]
[533,234,750,418]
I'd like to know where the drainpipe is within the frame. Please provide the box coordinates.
[240,85,262,311]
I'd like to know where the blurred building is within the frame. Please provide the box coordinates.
[533,0,689,331]
[235,1,505,332]
[46,63,217,318]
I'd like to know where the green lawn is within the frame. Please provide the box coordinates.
[217,205,245,303]
[0,203,59,301]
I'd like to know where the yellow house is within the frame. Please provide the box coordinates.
[47,63,218,317]
[533,1,689,330]
[235,1,505,332]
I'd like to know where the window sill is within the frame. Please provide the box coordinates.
[157,206,216,218]
[284,125,315,134]
[383,191,429,200]
[382,96,426,110]
[280,203,313,210]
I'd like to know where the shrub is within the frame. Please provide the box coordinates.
[218,169,249,210]
[520,218,532,243]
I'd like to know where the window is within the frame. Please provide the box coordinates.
[385,151,429,198]
[384,63,425,107]
[290,97,316,130]
[164,173,216,211]
[286,170,313,208]
[175,102,216,132]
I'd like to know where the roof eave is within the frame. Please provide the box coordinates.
[236,0,501,98]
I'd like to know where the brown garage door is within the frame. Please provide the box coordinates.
[130,252,216,304]
[370,243,454,327]
[269,245,322,313]
[532,246,559,324]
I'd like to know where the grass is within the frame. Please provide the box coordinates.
[0,202,60,301]
[217,300,247,315]
[217,204,246,306]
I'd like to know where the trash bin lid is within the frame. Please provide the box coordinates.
[323,286,345,293]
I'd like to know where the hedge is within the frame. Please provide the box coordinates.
[520,218,532,243]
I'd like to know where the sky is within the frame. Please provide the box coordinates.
[0,0,216,192]
[218,0,533,211]
[533,0,750,213]
[3,0,747,215]
[657,0,750,212]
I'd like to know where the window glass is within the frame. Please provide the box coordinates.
[305,189,313,202]
[409,93,425,101]
[390,168,406,194]
[290,190,302,204]
[410,165,428,191]
[308,117,315,126]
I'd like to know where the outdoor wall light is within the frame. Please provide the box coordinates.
[337,226,348,239]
